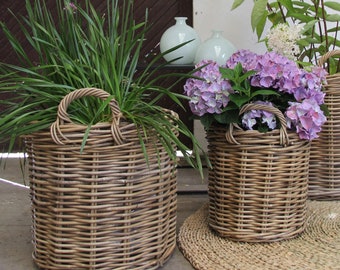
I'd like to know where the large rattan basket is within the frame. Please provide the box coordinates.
[24,88,178,270]
[309,50,340,200]
[207,104,311,243]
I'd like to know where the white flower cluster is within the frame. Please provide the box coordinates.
[266,23,303,60]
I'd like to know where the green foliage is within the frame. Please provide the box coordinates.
[0,0,205,172]
[231,0,340,73]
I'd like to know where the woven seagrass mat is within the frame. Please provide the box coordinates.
[178,201,340,270]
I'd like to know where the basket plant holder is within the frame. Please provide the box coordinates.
[309,50,340,200]
[207,103,311,243]
[24,88,178,270]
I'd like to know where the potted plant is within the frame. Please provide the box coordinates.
[231,0,340,200]
[0,0,203,164]
[184,49,327,242]
[0,0,204,269]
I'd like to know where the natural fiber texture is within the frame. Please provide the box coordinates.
[178,201,340,270]
[207,104,311,242]
[24,88,177,270]
[309,50,340,200]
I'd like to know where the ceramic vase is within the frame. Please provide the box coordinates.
[160,17,200,65]
[195,30,236,65]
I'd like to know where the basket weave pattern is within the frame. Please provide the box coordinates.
[207,104,311,242]
[25,88,177,270]
[309,50,340,200]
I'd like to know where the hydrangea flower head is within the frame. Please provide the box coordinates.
[242,101,277,130]
[286,99,327,140]
[184,60,233,116]
[226,49,260,71]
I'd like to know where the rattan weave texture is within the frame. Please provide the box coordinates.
[309,50,340,200]
[207,104,311,242]
[25,88,178,270]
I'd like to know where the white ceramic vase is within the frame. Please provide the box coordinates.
[160,17,200,65]
[194,30,236,65]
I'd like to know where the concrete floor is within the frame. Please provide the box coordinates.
[0,156,208,270]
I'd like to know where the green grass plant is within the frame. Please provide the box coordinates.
[0,0,205,172]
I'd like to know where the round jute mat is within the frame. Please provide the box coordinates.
[178,201,340,270]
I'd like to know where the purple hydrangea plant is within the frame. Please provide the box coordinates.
[184,49,327,140]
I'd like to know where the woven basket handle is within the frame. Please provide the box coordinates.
[318,50,340,67]
[51,88,124,145]
[225,103,290,146]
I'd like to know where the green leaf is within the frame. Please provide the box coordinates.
[200,114,214,129]
[267,11,285,25]
[214,110,239,125]
[234,62,243,75]
[291,1,313,10]
[328,57,340,75]
[232,85,250,96]
[229,94,251,108]
[231,0,245,10]
[255,10,269,39]
[326,14,340,22]
[297,38,313,47]
[327,26,340,33]
[320,103,330,117]
[251,89,280,98]
[219,67,235,80]
[278,0,294,10]
[257,126,269,133]
[299,36,321,45]
[251,0,268,31]
[302,19,318,33]
[286,11,314,23]
[239,69,257,81]
[324,1,340,12]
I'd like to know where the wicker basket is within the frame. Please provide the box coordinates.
[24,88,178,270]
[309,50,340,200]
[207,103,311,242]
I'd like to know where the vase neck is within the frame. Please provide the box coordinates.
[175,17,188,25]
[211,30,223,38]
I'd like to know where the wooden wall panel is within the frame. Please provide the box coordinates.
[0,0,193,64]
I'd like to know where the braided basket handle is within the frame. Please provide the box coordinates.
[51,88,124,145]
[225,103,290,146]
[318,50,340,67]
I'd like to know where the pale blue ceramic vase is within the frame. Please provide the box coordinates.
[195,30,236,65]
[160,17,201,65]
